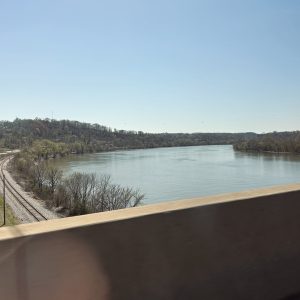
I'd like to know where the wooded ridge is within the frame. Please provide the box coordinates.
[0,118,256,152]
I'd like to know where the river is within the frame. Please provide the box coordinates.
[50,145,300,204]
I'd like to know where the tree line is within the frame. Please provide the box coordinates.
[0,118,256,151]
[234,131,300,154]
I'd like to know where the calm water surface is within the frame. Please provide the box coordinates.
[51,145,300,204]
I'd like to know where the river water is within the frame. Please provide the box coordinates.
[50,145,300,204]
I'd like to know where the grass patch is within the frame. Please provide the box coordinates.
[0,196,19,226]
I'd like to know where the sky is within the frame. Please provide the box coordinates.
[0,0,299,133]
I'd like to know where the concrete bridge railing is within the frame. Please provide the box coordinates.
[1,183,300,300]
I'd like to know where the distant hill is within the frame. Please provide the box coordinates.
[0,118,256,152]
[234,131,300,154]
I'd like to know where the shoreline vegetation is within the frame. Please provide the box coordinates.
[233,131,300,154]
[1,118,299,217]
[10,147,145,216]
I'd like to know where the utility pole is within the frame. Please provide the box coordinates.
[3,175,6,226]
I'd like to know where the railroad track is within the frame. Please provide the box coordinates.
[0,156,48,222]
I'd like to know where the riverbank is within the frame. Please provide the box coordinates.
[10,147,145,217]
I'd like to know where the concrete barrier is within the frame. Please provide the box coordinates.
[1,183,300,300]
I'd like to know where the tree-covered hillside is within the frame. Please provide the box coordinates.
[234,131,300,154]
[0,118,256,152]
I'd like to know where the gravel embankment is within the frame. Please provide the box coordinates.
[0,157,60,223]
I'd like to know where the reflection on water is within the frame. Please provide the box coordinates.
[234,150,300,162]
[50,145,300,204]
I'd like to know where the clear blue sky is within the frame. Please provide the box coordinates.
[0,0,299,133]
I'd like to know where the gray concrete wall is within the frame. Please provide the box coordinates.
[1,184,300,300]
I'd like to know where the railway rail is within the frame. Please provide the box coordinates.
[0,156,47,222]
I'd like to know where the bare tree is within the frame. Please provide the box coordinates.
[91,175,111,212]
[30,162,47,191]
[61,172,144,215]
[104,184,144,211]
[45,165,63,194]
[64,172,97,215]
[53,184,69,208]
